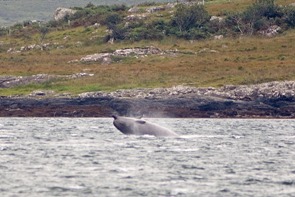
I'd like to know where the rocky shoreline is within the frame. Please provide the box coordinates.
[1,81,295,118]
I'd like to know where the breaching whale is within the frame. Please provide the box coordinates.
[112,115,178,137]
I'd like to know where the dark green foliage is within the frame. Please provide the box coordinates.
[66,4,127,28]
[105,13,123,27]
[284,6,295,28]
[2,1,295,41]
[109,19,166,42]
[39,25,49,42]
[223,0,285,35]
[109,24,127,41]
[0,27,9,36]
[176,28,209,40]
[110,4,128,12]
[248,0,283,19]
[171,4,210,32]
[166,4,210,40]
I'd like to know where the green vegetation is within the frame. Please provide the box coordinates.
[0,0,295,96]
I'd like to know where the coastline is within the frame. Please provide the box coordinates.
[1,81,295,118]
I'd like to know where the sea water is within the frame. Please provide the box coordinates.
[0,118,294,197]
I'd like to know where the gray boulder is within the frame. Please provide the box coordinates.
[54,7,76,21]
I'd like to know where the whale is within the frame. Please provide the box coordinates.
[112,115,178,137]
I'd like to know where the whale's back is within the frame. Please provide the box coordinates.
[112,115,178,137]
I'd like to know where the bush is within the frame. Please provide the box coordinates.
[224,0,283,35]
[110,4,128,12]
[0,27,9,36]
[109,24,127,41]
[176,28,209,40]
[284,7,295,28]
[246,0,283,19]
[171,4,210,32]
[126,20,166,41]
[104,13,123,27]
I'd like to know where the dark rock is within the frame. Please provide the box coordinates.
[1,81,295,118]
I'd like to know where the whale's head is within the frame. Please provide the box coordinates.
[112,115,139,135]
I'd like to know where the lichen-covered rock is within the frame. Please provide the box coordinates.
[80,53,111,63]
[125,14,148,21]
[258,25,281,37]
[146,6,166,13]
[128,6,139,13]
[54,7,76,21]
[78,81,295,101]
[0,73,94,88]
[7,43,58,53]
[76,46,164,64]
[210,16,224,22]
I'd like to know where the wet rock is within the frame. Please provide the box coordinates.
[29,90,55,97]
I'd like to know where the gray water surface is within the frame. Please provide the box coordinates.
[0,118,295,197]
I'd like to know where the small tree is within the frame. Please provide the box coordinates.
[39,25,49,43]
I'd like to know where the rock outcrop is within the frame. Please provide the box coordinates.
[258,25,281,37]
[0,73,94,88]
[7,43,59,53]
[54,7,76,21]
[1,81,295,118]
[72,46,165,64]
[78,81,295,101]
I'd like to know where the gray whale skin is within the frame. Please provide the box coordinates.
[112,115,178,137]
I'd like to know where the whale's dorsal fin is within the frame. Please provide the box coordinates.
[136,120,146,124]
[136,114,143,119]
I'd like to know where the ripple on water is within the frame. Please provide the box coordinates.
[0,118,294,196]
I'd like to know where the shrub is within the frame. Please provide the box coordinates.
[110,4,128,12]
[224,0,283,35]
[104,13,123,27]
[109,24,127,41]
[171,4,210,32]
[284,6,295,28]
[176,28,209,40]
[247,0,283,19]
[39,25,49,42]
[127,20,166,41]
[0,27,9,36]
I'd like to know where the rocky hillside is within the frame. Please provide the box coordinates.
[0,0,171,26]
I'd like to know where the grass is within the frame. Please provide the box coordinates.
[1,0,295,96]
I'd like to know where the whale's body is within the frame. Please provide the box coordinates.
[112,115,178,137]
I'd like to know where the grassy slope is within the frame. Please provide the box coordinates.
[0,0,295,96]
